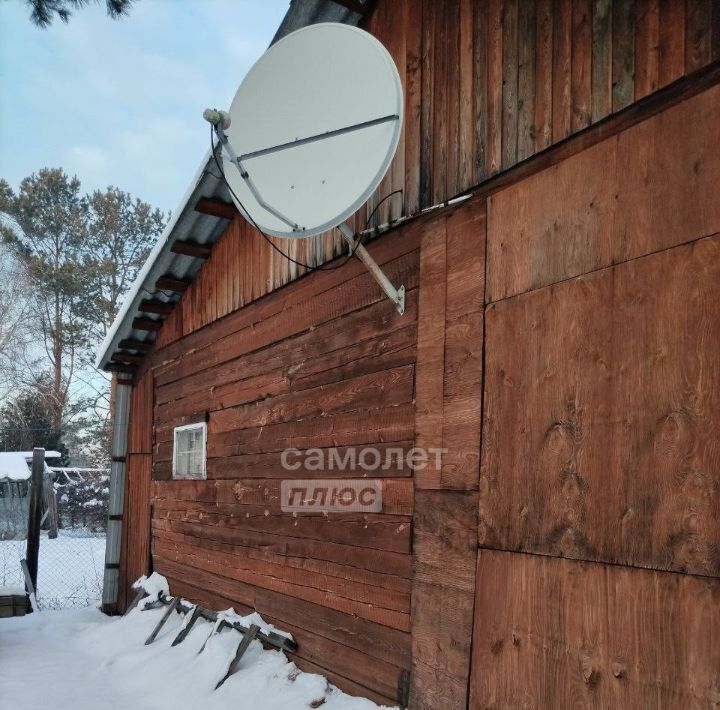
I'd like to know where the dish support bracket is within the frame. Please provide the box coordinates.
[212,122,405,315]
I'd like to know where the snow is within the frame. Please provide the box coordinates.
[133,571,170,609]
[0,452,32,481]
[17,450,63,459]
[0,604,397,710]
[0,450,63,481]
[0,584,25,595]
[0,533,106,608]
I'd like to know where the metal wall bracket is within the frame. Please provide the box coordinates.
[338,223,405,314]
[211,122,405,315]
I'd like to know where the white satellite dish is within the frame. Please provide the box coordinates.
[204,23,406,313]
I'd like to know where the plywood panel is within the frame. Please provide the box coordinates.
[480,235,720,577]
[487,83,720,301]
[470,550,720,709]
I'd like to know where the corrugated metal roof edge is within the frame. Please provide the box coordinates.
[95,1,367,372]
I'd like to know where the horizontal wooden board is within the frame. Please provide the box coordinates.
[155,248,420,387]
[164,576,405,706]
[487,83,720,301]
[153,557,412,666]
[202,441,416,480]
[203,403,416,459]
[151,478,413,516]
[153,539,409,613]
[152,525,410,593]
[152,517,412,578]
[155,297,417,410]
[153,500,411,554]
[480,235,720,577]
[209,365,415,434]
[152,546,409,629]
[470,550,720,709]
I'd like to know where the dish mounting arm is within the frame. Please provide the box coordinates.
[211,121,405,315]
[337,223,404,315]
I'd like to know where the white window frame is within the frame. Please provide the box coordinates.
[172,422,207,480]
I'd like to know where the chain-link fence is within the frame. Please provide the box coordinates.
[0,467,109,609]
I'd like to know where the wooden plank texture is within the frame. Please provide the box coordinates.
[409,200,485,707]
[480,235,720,577]
[487,83,720,301]
[165,575,407,706]
[470,550,720,709]
[410,490,478,710]
[109,0,719,369]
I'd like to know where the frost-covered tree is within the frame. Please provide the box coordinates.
[0,171,165,461]
[0,375,68,461]
[0,240,31,397]
[0,170,87,433]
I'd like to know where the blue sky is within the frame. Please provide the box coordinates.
[0,0,289,213]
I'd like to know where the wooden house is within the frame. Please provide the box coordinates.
[96,1,720,707]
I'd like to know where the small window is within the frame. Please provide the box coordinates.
[172,422,207,480]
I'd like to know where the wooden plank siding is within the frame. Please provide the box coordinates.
[470,550,720,709]
[364,0,720,211]
[117,369,154,609]
[410,202,485,708]
[140,226,421,706]
[473,80,720,708]
[147,0,718,345]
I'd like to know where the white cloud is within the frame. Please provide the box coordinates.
[69,145,109,171]
[0,0,290,211]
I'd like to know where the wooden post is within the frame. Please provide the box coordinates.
[44,474,59,539]
[215,624,260,689]
[25,448,44,591]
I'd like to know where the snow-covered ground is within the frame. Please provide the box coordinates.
[0,604,395,710]
[0,533,105,609]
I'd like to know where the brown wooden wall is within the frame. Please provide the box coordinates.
[117,368,154,610]
[145,230,421,706]
[366,0,720,220]
[111,3,720,708]
[410,203,485,709]
[154,0,720,340]
[470,81,720,708]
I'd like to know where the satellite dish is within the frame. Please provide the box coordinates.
[205,23,406,313]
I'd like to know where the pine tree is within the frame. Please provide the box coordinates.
[0,169,87,435]
[15,0,134,28]
[79,186,165,344]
